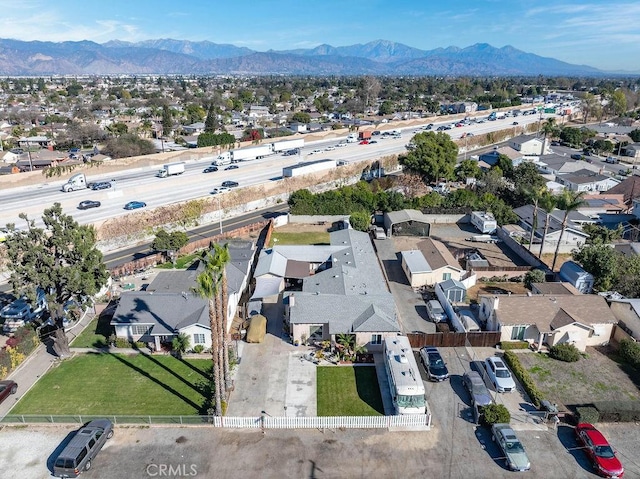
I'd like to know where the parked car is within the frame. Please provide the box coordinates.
[426,299,447,323]
[605,157,619,164]
[54,419,114,477]
[462,371,493,407]
[419,346,449,381]
[211,187,231,195]
[221,180,239,188]
[123,201,146,210]
[491,423,531,472]
[571,153,584,160]
[203,166,218,173]
[512,121,519,125]
[484,356,516,393]
[0,380,18,405]
[224,165,239,170]
[77,200,101,210]
[89,181,111,191]
[575,423,624,478]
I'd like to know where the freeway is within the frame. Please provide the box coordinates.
[0,112,549,231]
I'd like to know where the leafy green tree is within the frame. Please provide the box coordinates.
[291,112,311,124]
[107,122,128,137]
[512,162,546,192]
[629,129,640,142]
[495,154,514,179]
[552,191,586,271]
[610,90,627,117]
[172,333,191,359]
[443,188,479,209]
[3,204,109,357]
[572,241,618,291]
[612,254,640,298]
[399,131,458,184]
[101,134,155,159]
[378,100,394,116]
[559,127,587,147]
[184,104,206,125]
[204,105,218,133]
[151,230,189,259]
[288,189,317,215]
[524,269,546,289]
[349,211,370,232]
[582,224,623,244]
[455,159,481,181]
[197,132,236,148]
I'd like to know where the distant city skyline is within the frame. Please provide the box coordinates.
[2,0,640,72]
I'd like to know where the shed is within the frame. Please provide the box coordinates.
[558,261,594,294]
[439,278,466,303]
[245,314,267,343]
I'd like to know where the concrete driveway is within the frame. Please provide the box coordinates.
[373,237,435,333]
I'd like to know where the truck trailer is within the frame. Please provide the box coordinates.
[156,162,185,178]
[358,131,372,141]
[214,145,272,165]
[271,138,305,153]
[283,159,336,178]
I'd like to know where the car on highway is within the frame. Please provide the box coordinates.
[89,181,111,191]
[221,180,239,188]
[203,166,218,173]
[491,423,531,472]
[512,121,519,125]
[0,380,18,405]
[335,142,347,147]
[359,140,369,145]
[224,165,239,170]
[77,200,101,210]
[419,346,449,381]
[310,149,322,154]
[124,201,146,210]
[369,140,378,144]
[462,371,493,407]
[426,123,434,130]
[575,423,624,478]
[324,146,335,151]
[211,187,231,194]
[372,130,381,136]
[484,356,516,393]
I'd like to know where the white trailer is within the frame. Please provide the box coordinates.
[157,162,185,178]
[470,211,497,234]
[232,145,272,162]
[283,159,336,178]
[271,138,304,153]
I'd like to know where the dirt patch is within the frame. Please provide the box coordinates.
[275,223,331,234]
[516,346,640,410]
[466,282,529,302]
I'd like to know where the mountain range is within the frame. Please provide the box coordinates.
[0,38,605,76]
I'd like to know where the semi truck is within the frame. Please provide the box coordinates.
[62,173,88,192]
[157,162,185,178]
[346,133,358,143]
[213,144,272,165]
[358,131,372,141]
[271,138,304,153]
[283,159,336,178]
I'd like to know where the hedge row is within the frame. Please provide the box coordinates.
[502,350,544,408]
[576,406,599,424]
[574,401,640,423]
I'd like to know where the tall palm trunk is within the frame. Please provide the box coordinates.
[215,286,226,406]
[209,298,222,416]
[538,212,551,258]
[528,200,539,251]
[551,215,570,271]
[221,271,231,390]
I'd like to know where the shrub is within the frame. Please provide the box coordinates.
[549,343,581,363]
[576,406,599,424]
[480,404,511,426]
[114,337,131,348]
[500,341,529,350]
[593,401,640,423]
[503,351,544,407]
[193,344,205,354]
[618,339,640,369]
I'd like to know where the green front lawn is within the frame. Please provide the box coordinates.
[70,316,113,348]
[269,231,330,247]
[11,353,212,416]
[317,366,384,416]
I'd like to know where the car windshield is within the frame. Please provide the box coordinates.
[397,394,426,408]
[470,381,486,394]
[594,445,615,458]
[429,355,444,367]
[495,369,510,378]
[506,441,524,453]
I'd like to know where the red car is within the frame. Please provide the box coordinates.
[0,380,18,404]
[575,423,624,478]
[359,140,369,145]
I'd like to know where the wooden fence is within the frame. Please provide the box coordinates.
[1,414,431,430]
[407,331,502,348]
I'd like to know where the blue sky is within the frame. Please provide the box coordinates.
[3,0,640,72]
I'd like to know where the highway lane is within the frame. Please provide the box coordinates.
[0,112,549,230]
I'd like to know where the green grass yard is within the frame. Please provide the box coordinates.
[10,353,212,416]
[70,316,113,348]
[316,366,384,416]
[269,231,330,247]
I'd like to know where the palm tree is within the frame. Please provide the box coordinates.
[538,191,558,259]
[526,186,547,250]
[213,244,232,390]
[194,251,225,415]
[541,118,557,141]
[551,191,586,271]
[171,333,190,359]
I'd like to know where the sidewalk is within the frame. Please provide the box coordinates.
[0,304,101,419]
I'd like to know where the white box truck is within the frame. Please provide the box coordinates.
[271,138,304,153]
[157,162,185,178]
[62,173,88,192]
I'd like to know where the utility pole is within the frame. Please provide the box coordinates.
[25,139,33,172]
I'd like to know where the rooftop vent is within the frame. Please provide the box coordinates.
[399,354,409,364]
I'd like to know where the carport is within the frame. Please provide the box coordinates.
[384,209,431,237]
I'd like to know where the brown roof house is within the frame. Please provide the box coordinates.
[478,294,617,351]
[399,238,464,288]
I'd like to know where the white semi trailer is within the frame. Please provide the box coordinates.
[283,159,336,178]
[271,138,305,153]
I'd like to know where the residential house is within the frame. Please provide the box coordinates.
[509,135,546,156]
[613,242,640,257]
[283,229,401,351]
[513,204,591,254]
[608,299,640,341]
[556,168,619,192]
[400,238,464,287]
[18,135,53,148]
[578,194,626,217]
[558,261,594,294]
[531,282,580,296]
[478,294,617,351]
[288,122,308,134]
[111,241,255,349]
[623,143,640,162]
[0,150,20,164]
[537,154,601,176]
[607,176,640,211]
[477,147,523,170]
[182,122,205,135]
[248,106,270,119]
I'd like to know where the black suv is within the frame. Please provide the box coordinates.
[90,181,111,190]
[221,180,239,188]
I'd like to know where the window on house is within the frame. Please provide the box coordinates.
[442,272,452,281]
[130,324,150,336]
[511,326,526,341]
[193,334,206,344]
[371,334,382,345]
